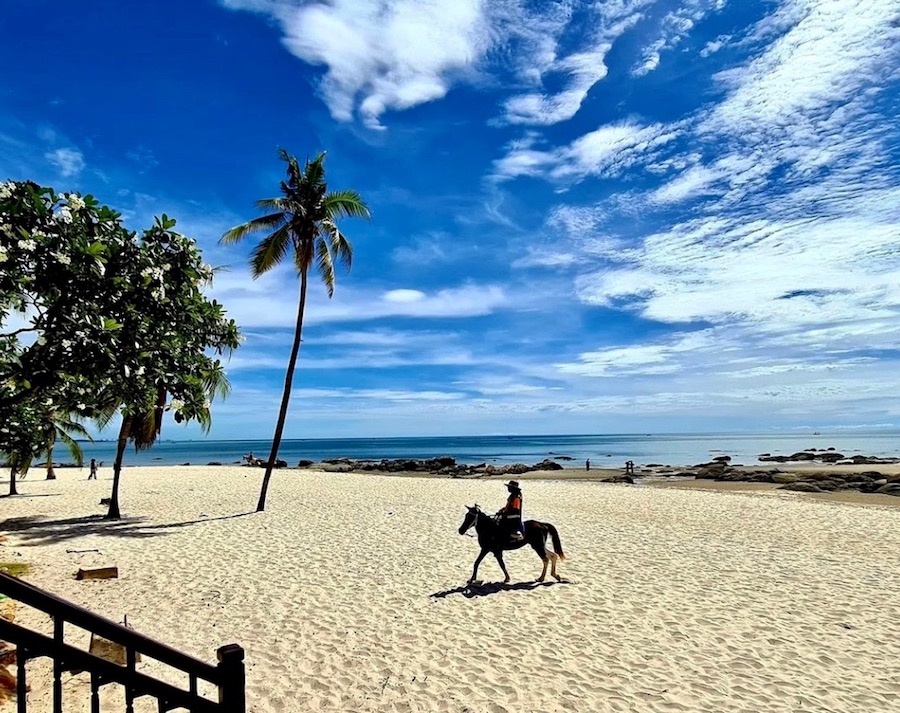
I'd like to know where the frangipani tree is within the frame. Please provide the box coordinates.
[0,181,240,510]
[222,150,369,512]
[94,216,240,519]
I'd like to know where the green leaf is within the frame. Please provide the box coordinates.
[86,241,106,257]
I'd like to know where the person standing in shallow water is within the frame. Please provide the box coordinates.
[497,480,524,542]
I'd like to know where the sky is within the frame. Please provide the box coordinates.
[1,0,900,439]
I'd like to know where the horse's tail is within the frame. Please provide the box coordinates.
[545,523,565,560]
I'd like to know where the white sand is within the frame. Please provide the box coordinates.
[3,466,900,712]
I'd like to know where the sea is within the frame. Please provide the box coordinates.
[69,431,900,468]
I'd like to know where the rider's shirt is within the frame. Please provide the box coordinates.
[500,493,522,519]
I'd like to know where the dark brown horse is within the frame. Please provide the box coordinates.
[458,505,567,583]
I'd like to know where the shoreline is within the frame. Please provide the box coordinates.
[19,460,900,509]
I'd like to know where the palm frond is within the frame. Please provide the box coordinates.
[203,362,232,400]
[91,394,122,431]
[56,430,85,467]
[128,407,160,451]
[220,213,286,245]
[314,238,335,298]
[323,190,371,220]
[323,220,353,271]
[255,197,291,211]
[304,153,327,187]
[250,224,292,276]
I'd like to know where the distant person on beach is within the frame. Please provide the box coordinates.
[625,460,634,475]
[586,459,591,471]
[88,458,97,480]
[496,480,524,542]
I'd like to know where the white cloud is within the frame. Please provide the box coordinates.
[632,0,726,77]
[210,267,509,328]
[384,289,426,303]
[222,0,492,129]
[44,147,85,177]
[292,387,465,402]
[500,1,655,125]
[492,121,679,182]
[557,331,717,376]
[703,0,900,138]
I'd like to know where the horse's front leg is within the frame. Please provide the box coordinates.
[494,550,511,583]
[469,548,489,583]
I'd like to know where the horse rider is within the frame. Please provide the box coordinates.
[496,480,525,542]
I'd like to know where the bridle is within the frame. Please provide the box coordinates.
[461,506,480,537]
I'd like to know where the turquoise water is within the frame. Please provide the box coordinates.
[68,431,900,468]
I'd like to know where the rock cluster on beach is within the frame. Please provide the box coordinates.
[757,448,900,465]
[688,455,900,496]
[312,456,564,477]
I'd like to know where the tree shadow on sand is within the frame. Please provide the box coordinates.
[1,511,256,546]
[430,580,573,599]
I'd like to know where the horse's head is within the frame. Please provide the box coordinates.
[458,504,481,535]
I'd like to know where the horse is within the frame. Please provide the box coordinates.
[458,504,567,584]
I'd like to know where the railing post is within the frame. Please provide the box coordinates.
[216,644,245,713]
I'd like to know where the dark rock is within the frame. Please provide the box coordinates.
[712,455,732,463]
[819,452,845,463]
[876,484,900,496]
[696,463,729,479]
[297,460,314,468]
[532,459,563,471]
[780,482,823,492]
[601,475,634,484]
[207,462,222,466]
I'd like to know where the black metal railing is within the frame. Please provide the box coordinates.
[0,571,245,713]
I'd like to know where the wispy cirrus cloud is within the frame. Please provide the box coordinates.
[44,147,85,177]
[492,120,679,183]
[632,0,726,77]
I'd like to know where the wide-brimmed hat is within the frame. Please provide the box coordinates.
[505,480,520,489]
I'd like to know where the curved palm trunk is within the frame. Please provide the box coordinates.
[256,270,308,512]
[106,413,133,519]
[46,441,56,480]
[8,466,18,496]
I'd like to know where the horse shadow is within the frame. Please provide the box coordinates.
[430,579,573,599]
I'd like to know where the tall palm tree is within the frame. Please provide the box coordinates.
[221,150,370,512]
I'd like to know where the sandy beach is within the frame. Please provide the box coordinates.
[3,466,900,712]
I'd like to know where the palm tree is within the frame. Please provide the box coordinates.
[99,369,231,519]
[221,150,370,512]
[41,410,90,480]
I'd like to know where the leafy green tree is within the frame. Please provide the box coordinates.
[0,181,141,417]
[221,151,369,511]
[96,216,239,519]
[1,182,241,511]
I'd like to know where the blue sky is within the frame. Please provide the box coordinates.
[2,0,899,439]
